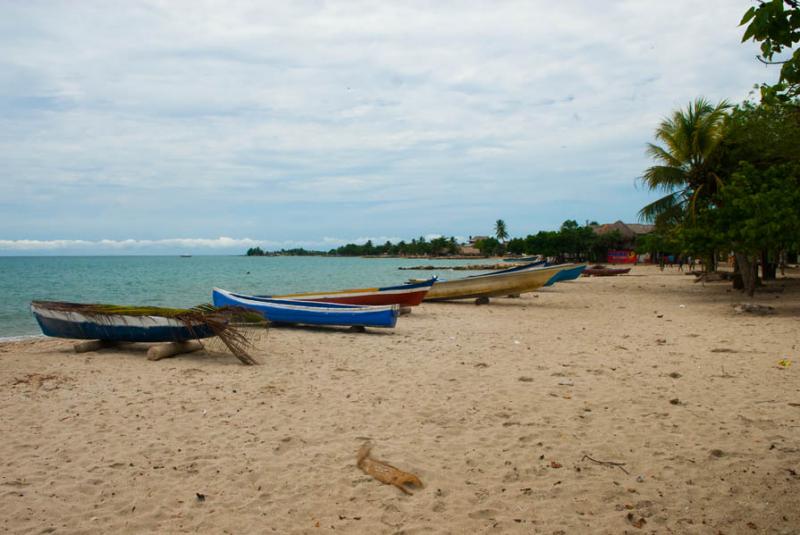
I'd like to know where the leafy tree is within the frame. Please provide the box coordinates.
[741,0,800,100]
[714,163,800,295]
[475,237,502,256]
[506,237,526,255]
[494,219,509,243]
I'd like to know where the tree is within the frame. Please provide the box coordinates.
[475,237,501,256]
[713,163,800,295]
[639,98,730,225]
[494,219,509,243]
[741,0,800,100]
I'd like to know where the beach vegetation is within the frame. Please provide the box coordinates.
[639,91,800,294]
[638,97,730,229]
[741,0,800,101]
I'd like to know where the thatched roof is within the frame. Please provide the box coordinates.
[592,220,654,239]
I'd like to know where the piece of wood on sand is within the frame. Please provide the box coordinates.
[147,340,204,361]
[474,297,490,305]
[73,340,121,353]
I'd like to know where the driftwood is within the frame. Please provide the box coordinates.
[73,340,120,353]
[357,444,423,495]
[581,454,629,474]
[147,340,204,361]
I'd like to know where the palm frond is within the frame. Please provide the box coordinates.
[640,165,687,191]
[644,143,684,168]
[637,190,689,223]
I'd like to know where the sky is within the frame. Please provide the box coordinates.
[0,0,778,254]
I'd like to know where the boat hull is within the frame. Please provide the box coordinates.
[583,267,631,277]
[213,289,399,328]
[267,278,434,307]
[544,264,587,286]
[31,304,215,342]
[424,264,566,301]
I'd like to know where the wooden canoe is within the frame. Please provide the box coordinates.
[423,264,566,301]
[213,288,399,328]
[31,301,217,342]
[582,266,631,277]
[265,278,434,307]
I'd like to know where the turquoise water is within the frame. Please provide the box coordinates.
[0,256,494,338]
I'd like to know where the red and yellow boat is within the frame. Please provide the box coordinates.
[263,278,435,307]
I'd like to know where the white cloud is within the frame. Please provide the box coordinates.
[0,0,775,243]
[0,237,264,251]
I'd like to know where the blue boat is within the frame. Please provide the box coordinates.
[212,288,399,328]
[543,264,587,286]
[31,301,217,342]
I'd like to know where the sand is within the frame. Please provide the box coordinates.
[2,265,799,534]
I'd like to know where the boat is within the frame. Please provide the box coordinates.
[582,265,632,277]
[466,261,546,277]
[543,264,588,286]
[423,264,567,301]
[32,301,220,342]
[502,256,541,263]
[264,278,435,306]
[212,288,399,328]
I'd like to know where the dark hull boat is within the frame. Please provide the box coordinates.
[582,265,632,277]
[31,301,217,343]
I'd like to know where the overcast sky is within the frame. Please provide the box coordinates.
[0,1,776,254]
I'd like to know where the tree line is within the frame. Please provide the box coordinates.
[246,220,628,261]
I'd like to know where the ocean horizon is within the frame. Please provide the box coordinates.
[0,255,496,338]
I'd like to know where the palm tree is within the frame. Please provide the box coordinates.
[638,98,730,224]
[494,219,509,243]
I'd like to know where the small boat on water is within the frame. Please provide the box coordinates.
[423,263,566,301]
[502,256,541,263]
[543,264,588,286]
[265,278,435,307]
[582,265,632,277]
[213,288,399,328]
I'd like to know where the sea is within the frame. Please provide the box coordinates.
[0,255,495,339]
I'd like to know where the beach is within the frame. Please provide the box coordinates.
[2,265,799,534]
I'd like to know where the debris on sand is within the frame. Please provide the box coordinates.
[357,444,423,495]
[733,303,775,315]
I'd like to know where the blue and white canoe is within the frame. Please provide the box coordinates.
[212,288,399,328]
[31,301,217,343]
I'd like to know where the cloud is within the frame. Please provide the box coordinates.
[0,0,774,244]
[0,237,264,251]
[0,235,423,252]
